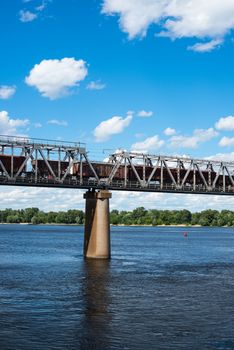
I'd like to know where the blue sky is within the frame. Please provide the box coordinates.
[0,0,234,211]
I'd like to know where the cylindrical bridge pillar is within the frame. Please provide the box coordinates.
[83,190,112,259]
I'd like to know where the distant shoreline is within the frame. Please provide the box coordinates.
[0,223,225,228]
[1,208,233,227]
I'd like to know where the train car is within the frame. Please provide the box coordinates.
[71,161,234,187]
[0,154,26,174]
[30,158,234,188]
[72,162,126,180]
[31,159,69,176]
[93,162,125,180]
[127,165,221,186]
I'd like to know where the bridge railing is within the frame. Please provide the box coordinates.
[0,134,85,150]
[1,174,234,195]
[0,138,234,195]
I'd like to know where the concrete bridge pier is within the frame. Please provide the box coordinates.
[83,190,112,259]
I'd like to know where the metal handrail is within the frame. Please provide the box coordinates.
[1,174,233,194]
[0,135,86,150]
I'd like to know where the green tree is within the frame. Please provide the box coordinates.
[6,214,20,223]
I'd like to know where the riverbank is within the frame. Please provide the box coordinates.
[0,223,229,228]
[1,208,233,227]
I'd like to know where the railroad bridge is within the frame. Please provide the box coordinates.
[1,135,234,258]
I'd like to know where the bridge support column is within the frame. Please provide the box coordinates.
[83,190,112,259]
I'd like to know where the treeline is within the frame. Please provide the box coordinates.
[0,208,84,225]
[0,207,234,226]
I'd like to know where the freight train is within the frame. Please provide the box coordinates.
[31,159,234,187]
[0,154,26,174]
[1,154,233,189]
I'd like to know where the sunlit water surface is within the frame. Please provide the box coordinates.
[0,225,234,350]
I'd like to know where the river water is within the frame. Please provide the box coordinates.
[0,225,234,350]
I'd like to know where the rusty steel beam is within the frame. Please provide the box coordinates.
[0,137,234,195]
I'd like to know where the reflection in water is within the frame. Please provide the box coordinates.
[0,225,234,350]
[78,259,112,350]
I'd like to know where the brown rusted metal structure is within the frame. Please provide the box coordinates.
[0,135,234,195]
[1,134,233,259]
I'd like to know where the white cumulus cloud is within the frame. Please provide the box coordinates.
[19,10,38,22]
[207,152,234,162]
[219,136,234,147]
[102,0,234,50]
[188,39,223,52]
[25,58,88,99]
[47,119,68,126]
[169,128,218,149]
[1,186,234,212]
[0,85,16,99]
[131,135,164,153]
[86,81,106,90]
[137,110,153,117]
[94,113,133,142]
[215,116,234,131]
[0,111,29,136]
[164,127,176,136]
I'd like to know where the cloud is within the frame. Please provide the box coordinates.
[20,0,51,22]
[1,186,233,213]
[169,128,218,149]
[86,81,106,90]
[188,39,223,52]
[47,119,68,126]
[0,111,29,136]
[19,10,38,22]
[33,122,42,128]
[219,136,234,147]
[215,116,234,131]
[102,1,234,50]
[25,58,88,99]
[102,1,165,39]
[0,85,16,99]
[37,0,52,9]
[131,135,164,153]
[94,112,133,142]
[164,127,176,136]
[36,5,46,12]
[110,191,234,212]
[137,110,153,117]
[207,152,234,162]
[0,187,85,212]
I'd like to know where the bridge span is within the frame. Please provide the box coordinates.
[0,135,234,195]
[1,135,234,259]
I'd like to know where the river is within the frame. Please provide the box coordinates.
[0,225,234,350]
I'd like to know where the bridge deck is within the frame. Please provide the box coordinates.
[0,135,234,196]
[0,175,233,195]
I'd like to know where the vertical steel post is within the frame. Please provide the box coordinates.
[143,156,146,187]
[160,160,163,189]
[58,147,61,180]
[80,154,83,185]
[208,168,211,188]
[177,161,180,187]
[193,166,196,191]
[124,157,127,187]
[35,148,38,183]
[223,165,226,192]
[11,144,14,178]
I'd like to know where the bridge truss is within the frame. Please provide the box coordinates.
[0,135,234,195]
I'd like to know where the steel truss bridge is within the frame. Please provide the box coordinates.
[0,135,234,196]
